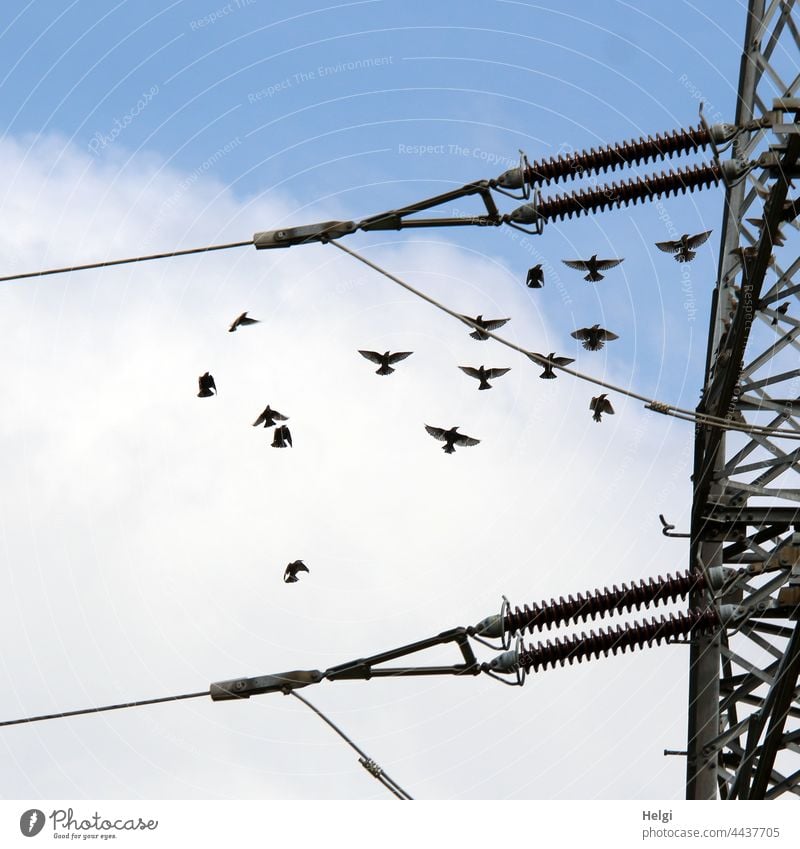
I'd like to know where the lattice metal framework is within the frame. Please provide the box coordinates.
[687,0,800,800]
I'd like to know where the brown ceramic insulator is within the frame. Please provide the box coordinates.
[505,570,707,635]
[525,125,711,185]
[536,163,721,222]
[517,608,720,672]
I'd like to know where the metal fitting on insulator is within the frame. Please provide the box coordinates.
[706,566,735,590]
[720,157,751,182]
[483,648,520,674]
[496,166,526,190]
[716,603,751,626]
[472,613,504,639]
[708,123,739,144]
[508,201,539,223]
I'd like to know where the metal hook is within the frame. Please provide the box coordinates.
[659,514,691,538]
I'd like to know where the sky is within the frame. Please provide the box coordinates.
[0,0,762,801]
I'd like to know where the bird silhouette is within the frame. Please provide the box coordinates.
[525,264,544,288]
[570,324,620,351]
[358,350,413,375]
[425,425,480,454]
[528,352,575,379]
[590,394,615,422]
[459,365,511,390]
[746,218,787,247]
[655,230,712,262]
[753,183,800,221]
[562,255,624,282]
[197,372,217,397]
[252,405,288,428]
[771,302,790,326]
[228,311,260,332]
[284,560,309,583]
[272,425,292,448]
[460,314,511,340]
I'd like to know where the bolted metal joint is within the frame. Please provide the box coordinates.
[253,220,357,249]
[210,669,323,701]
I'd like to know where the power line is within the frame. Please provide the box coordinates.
[288,690,413,800]
[327,239,800,442]
[0,240,253,283]
[0,690,210,728]
[1,209,791,440]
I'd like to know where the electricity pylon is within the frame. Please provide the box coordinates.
[686,0,800,800]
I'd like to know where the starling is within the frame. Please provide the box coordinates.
[197,372,217,397]
[528,352,575,379]
[771,301,790,326]
[252,405,289,428]
[753,183,800,221]
[655,230,712,262]
[358,349,413,375]
[459,365,511,390]
[284,560,309,583]
[562,255,624,282]
[729,246,775,267]
[272,425,292,448]
[460,314,511,340]
[570,324,620,351]
[228,311,260,332]
[590,393,615,422]
[746,218,786,247]
[525,264,544,288]
[424,425,480,454]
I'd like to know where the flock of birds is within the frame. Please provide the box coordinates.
[195,232,715,580]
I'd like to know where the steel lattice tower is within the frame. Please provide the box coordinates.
[687,0,800,800]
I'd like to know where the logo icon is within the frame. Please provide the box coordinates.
[19,809,45,837]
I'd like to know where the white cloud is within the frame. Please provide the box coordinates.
[0,134,696,800]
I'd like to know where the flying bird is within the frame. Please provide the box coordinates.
[460,314,511,340]
[562,255,624,282]
[197,372,217,397]
[424,425,480,454]
[252,405,288,428]
[358,349,413,375]
[528,352,575,379]
[771,302,790,326]
[272,425,292,448]
[655,230,712,262]
[228,311,260,332]
[525,264,544,288]
[459,365,511,390]
[570,324,620,351]
[590,394,615,422]
[284,560,309,583]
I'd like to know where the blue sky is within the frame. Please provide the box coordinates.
[0,0,763,803]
